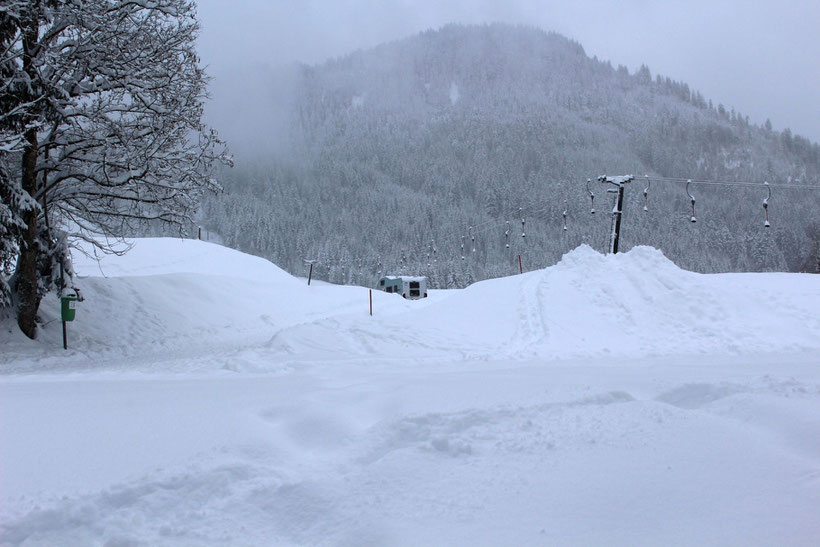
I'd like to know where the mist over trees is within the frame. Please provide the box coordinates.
[203,24,820,287]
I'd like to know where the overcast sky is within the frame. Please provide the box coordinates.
[195,0,820,142]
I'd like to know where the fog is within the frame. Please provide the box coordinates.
[195,0,820,145]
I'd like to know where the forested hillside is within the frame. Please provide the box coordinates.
[202,24,820,287]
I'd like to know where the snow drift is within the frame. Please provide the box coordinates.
[2,239,819,372]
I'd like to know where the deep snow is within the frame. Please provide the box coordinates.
[1,238,819,545]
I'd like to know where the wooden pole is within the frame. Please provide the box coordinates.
[611,183,625,254]
[369,289,373,316]
[308,263,313,285]
[518,254,523,274]
[601,175,632,254]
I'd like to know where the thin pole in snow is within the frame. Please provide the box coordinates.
[518,254,523,274]
[60,261,67,350]
[369,289,373,316]
[308,263,314,285]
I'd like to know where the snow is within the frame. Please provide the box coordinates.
[449,82,460,105]
[2,238,819,544]
[603,174,634,185]
[381,275,426,281]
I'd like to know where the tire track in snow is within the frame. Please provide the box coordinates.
[507,271,550,357]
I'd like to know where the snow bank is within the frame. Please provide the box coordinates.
[356,244,820,362]
[71,237,296,282]
[2,240,819,373]
[0,238,431,373]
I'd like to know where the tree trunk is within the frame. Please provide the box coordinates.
[15,128,41,339]
[14,2,44,339]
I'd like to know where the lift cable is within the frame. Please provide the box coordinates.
[641,176,820,191]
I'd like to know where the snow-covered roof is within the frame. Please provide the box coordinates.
[381,275,427,282]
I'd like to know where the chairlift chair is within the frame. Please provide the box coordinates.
[686,179,697,223]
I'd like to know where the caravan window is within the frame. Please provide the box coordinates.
[386,286,393,293]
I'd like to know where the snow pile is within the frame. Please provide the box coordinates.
[268,243,820,363]
[1,238,430,372]
[70,237,295,281]
[2,240,819,373]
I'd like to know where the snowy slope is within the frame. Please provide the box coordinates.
[0,239,438,372]
[3,239,818,372]
[1,238,819,545]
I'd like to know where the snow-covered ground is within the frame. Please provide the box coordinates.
[1,238,819,545]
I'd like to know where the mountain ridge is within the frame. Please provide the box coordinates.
[203,23,820,286]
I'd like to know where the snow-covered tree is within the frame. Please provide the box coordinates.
[0,0,228,338]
